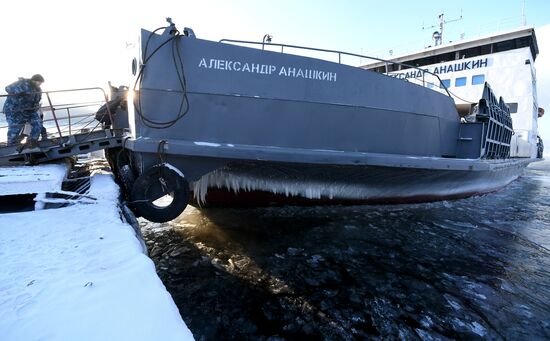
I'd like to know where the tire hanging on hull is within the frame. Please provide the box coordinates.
[130,164,189,223]
[106,147,136,201]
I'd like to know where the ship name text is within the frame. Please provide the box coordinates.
[390,57,489,80]
[198,58,337,82]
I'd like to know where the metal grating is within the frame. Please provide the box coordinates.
[475,83,514,159]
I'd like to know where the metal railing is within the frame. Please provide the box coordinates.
[0,87,113,146]
[218,39,452,97]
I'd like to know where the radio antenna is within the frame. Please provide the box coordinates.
[422,11,463,46]
[522,0,527,26]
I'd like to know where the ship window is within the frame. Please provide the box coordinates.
[493,40,515,53]
[440,79,451,89]
[455,77,467,87]
[472,74,485,85]
[507,102,518,113]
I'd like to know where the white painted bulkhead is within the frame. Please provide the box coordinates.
[421,47,538,158]
[365,27,540,158]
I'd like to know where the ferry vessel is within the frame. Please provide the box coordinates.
[99,19,543,222]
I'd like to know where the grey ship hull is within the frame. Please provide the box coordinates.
[192,160,528,206]
[114,22,535,221]
[125,136,530,206]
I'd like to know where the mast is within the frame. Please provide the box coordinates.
[522,0,527,26]
[423,12,463,46]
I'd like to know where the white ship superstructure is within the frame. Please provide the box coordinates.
[364,27,539,157]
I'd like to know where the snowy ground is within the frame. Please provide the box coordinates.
[0,163,68,196]
[0,164,193,341]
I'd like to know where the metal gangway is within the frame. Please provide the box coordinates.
[0,87,126,165]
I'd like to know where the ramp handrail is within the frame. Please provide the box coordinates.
[0,87,113,145]
[219,39,452,97]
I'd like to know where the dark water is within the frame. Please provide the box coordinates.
[141,161,550,340]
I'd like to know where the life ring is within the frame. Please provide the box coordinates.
[130,164,189,223]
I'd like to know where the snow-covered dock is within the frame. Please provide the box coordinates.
[0,163,69,196]
[0,163,193,341]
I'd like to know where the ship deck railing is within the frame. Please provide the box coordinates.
[0,87,125,165]
[219,38,453,97]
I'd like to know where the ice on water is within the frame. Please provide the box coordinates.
[193,169,381,204]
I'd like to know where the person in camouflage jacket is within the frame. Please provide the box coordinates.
[3,74,44,145]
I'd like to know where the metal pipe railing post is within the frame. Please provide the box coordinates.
[67,108,72,136]
[45,92,63,138]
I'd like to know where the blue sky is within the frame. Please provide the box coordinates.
[1,0,548,88]
[215,0,549,56]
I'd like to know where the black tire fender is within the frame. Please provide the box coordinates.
[106,148,136,199]
[130,164,189,223]
[118,163,136,196]
[105,148,121,177]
